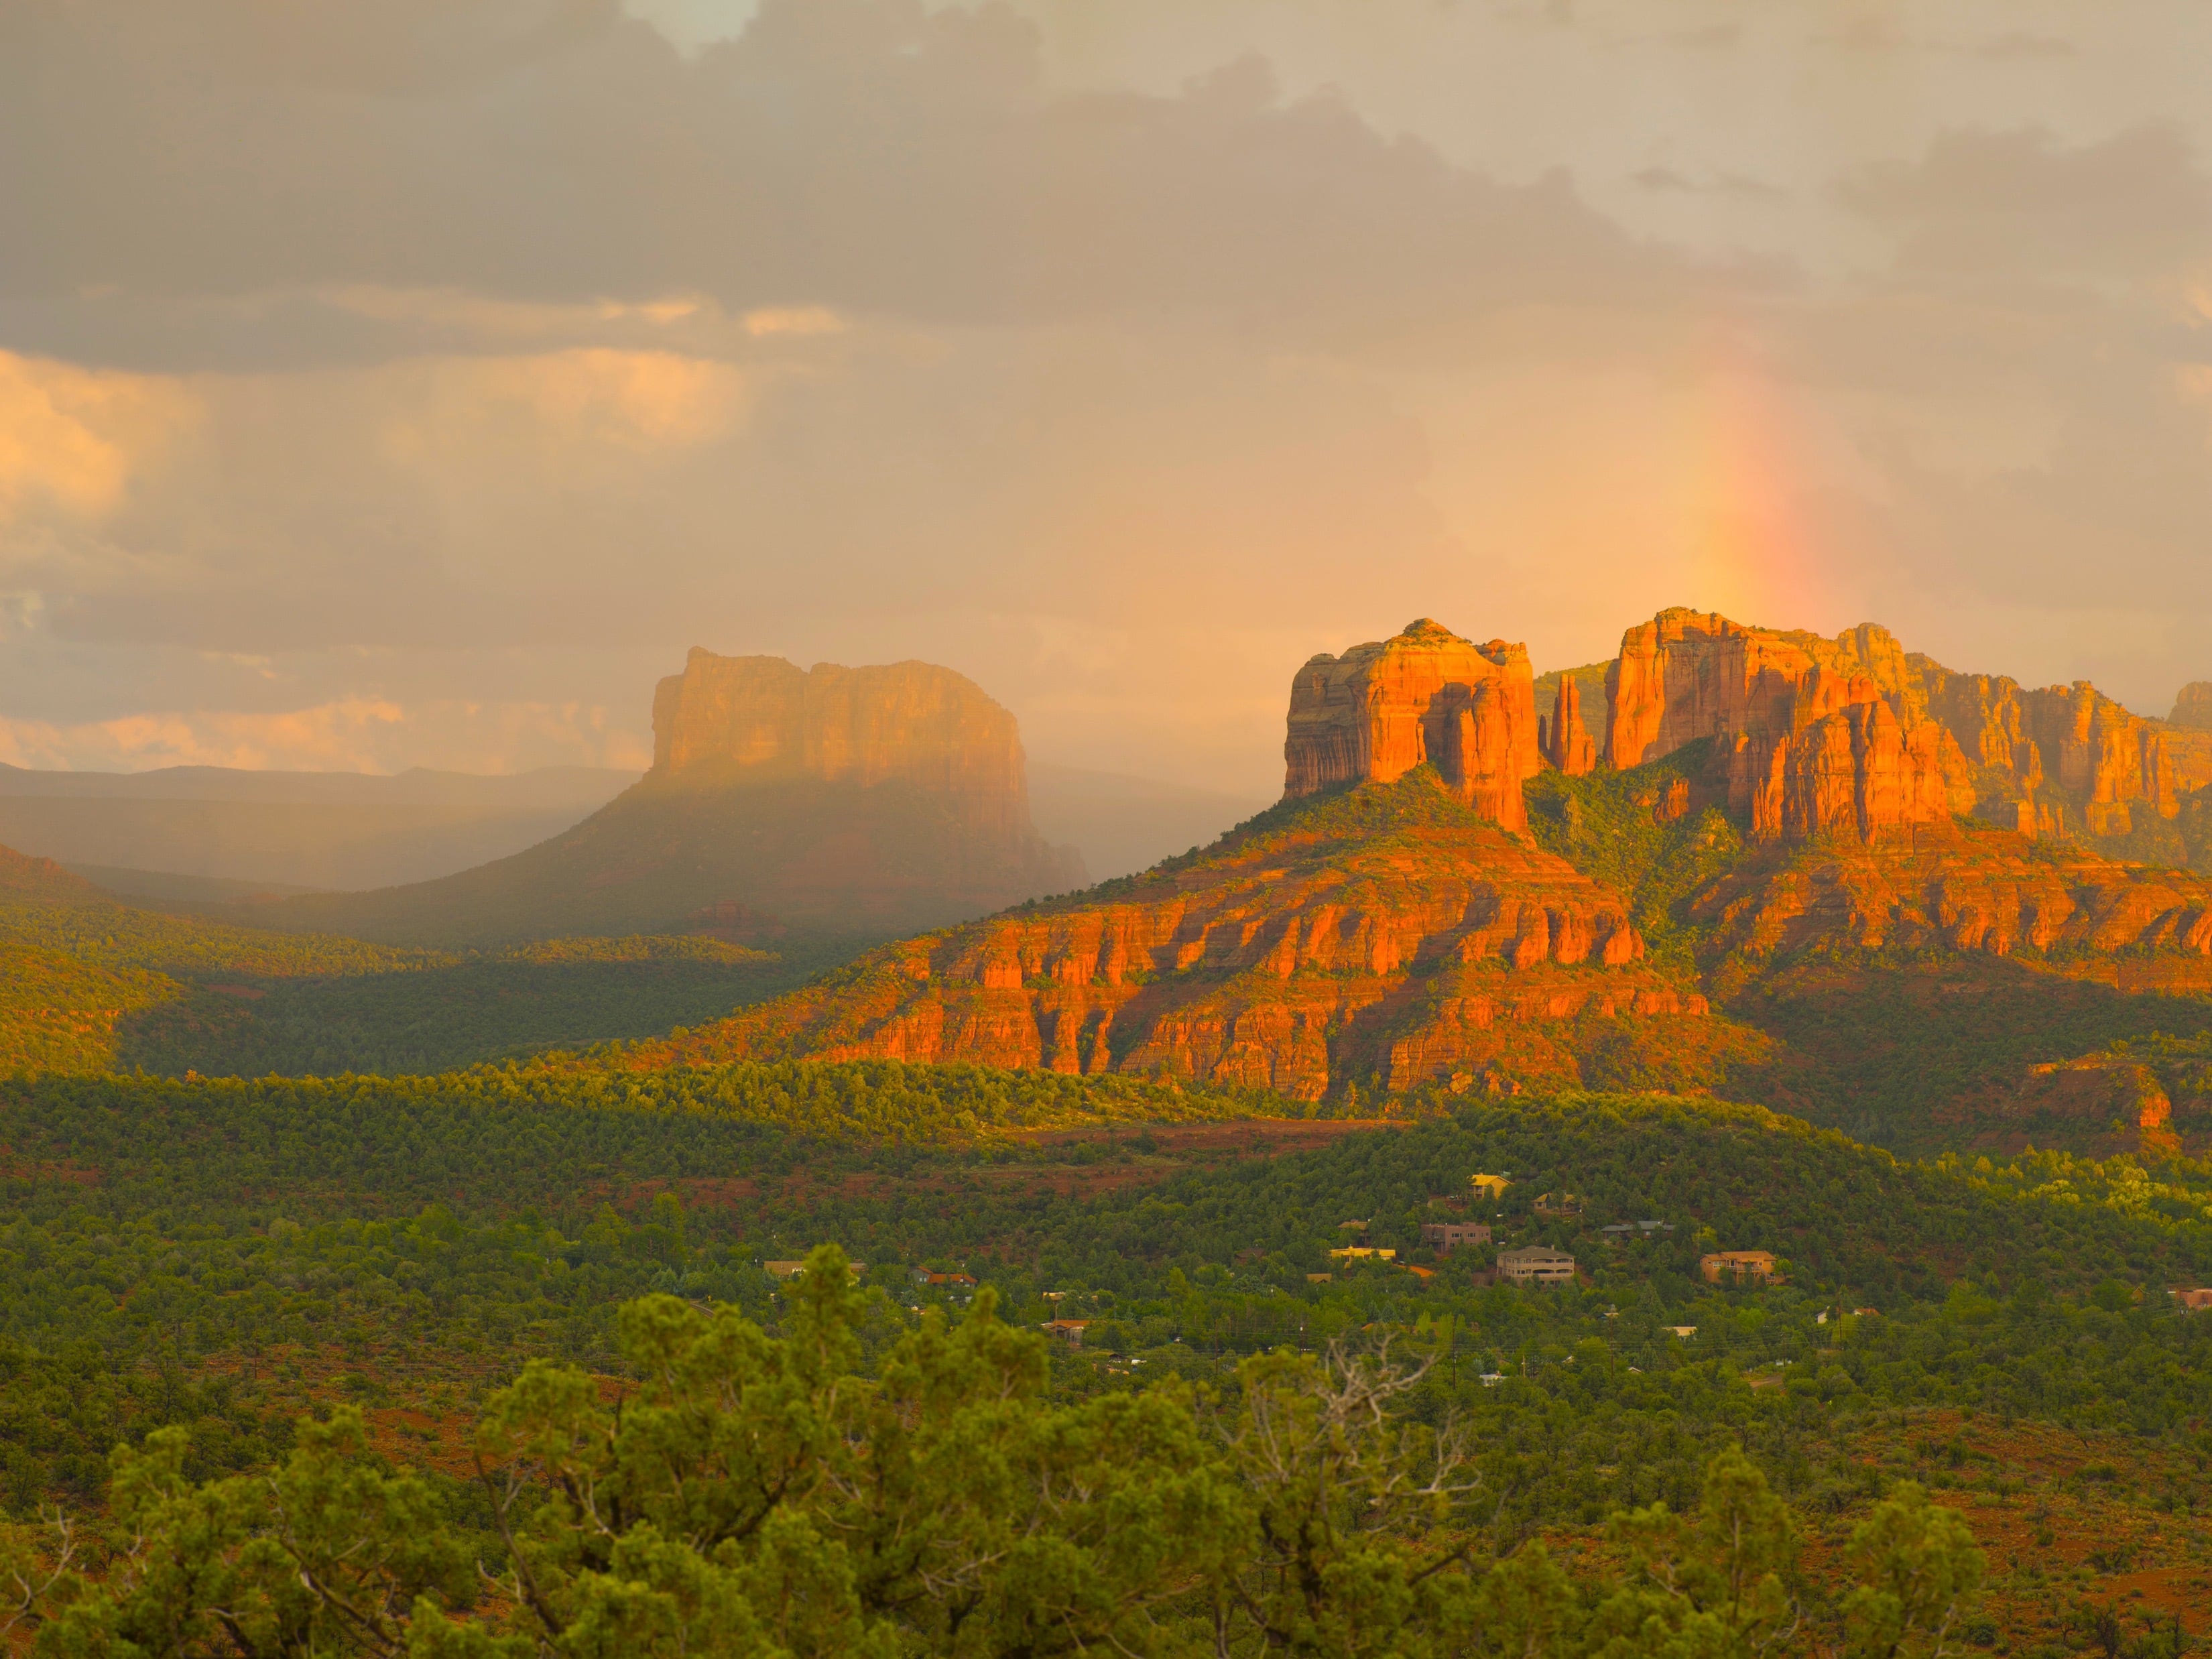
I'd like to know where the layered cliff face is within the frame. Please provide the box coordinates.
[1910,662,2212,841]
[1598,609,1959,845]
[1283,620,1540,831]
[248,652,1084,948]
[642,772,1745,1102]
[1689,816,2212,985]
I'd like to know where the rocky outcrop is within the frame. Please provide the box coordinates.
[1912,662,2211,840]
[1284,620,1540,831]
[652,650,1038,837]
[1599,609,1959,845]
[1691,817,2212,980]
[1540,673,1597,776]
[646,772,1730,1101]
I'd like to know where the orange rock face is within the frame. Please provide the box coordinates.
[2172,682,2212,731]
[649,774,1725,1101]
[1284,620,1540,831]
[652,649,1039,838]
[1599,609,1959,845]
[1541,673,1598,776]
[1691,817,2212,969]
[1912,662,2207,839]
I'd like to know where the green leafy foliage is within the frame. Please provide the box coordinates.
[1524,741,1747,972]
[8,1255,1990,1658]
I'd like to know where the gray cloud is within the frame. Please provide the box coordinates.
[5,1,2212,786]
[2,0,1695,371]
[1837,123,2212,278]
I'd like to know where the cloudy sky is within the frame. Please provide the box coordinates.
[4,0,2210,794]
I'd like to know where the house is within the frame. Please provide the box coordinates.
[1533,1191,1584,1219]
[1421,1222,1491,1251]
[1306,1272,1333,1284]
[1495,1245,1576,1286]
[1329,1245,1396,1262]
[763,1260,808,1281]
[1042,1318,1089,1345]
[2172,1288,2212,1311]
[1469,1172,1512,1199]
[913,1270,977,1289]
[1666,1326,1697,1339]
[1699,1250,1780,1285]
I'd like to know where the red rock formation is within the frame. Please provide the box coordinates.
[1691,816,2212,973]
[1284,620,1540,830]
[2173,683,2212,731]
[1542,673,1598,776]
[1913,660,2204,839]
[1599,610,1959,845]
[652,649,1038,838]
[648,772,1726,1101]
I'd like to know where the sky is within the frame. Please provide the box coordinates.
[3,0,2211,796]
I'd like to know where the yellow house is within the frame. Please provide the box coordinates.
[1469,1173,1511,1199]
[1329,1245,1397,1262]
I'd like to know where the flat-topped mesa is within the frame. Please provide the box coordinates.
[1601,609,1957,844]
[1284,619,1540,830]
[652,649,1037,837]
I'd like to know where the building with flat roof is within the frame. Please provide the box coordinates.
[1496,1245,1576,1286]
[1421,1221,1491,1251]
[1699,1251,1779,1285]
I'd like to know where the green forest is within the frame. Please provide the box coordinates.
[1,1070,2209,1647]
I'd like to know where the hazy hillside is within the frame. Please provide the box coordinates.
[0,763,635,890]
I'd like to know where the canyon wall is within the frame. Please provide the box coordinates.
[1283,619,1540,829]
[652,649,1038,837]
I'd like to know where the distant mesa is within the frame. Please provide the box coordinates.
[237,650,1085,948]
[652,649,1036,839]
[1284,619,1541,829]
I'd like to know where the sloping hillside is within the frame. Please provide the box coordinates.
[617,770,1767,1101]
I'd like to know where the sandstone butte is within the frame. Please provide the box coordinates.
[652,648,1039,839]
[1599,607,2212,844]
[231,648,1084,946]
[1283,619,1541,831]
